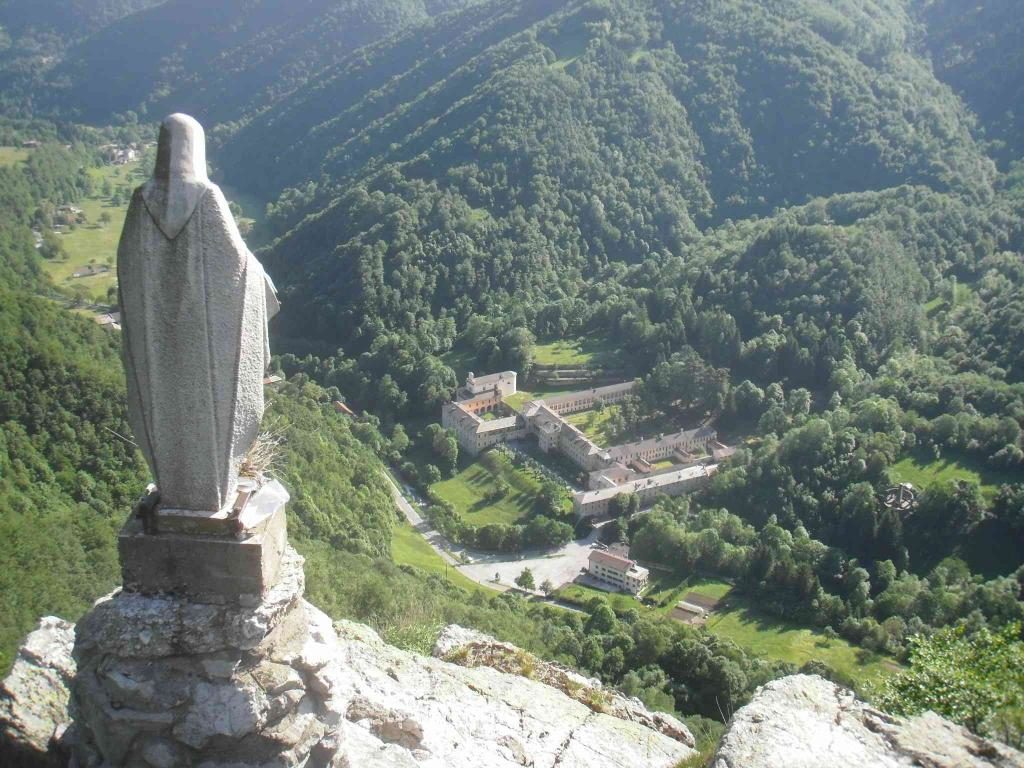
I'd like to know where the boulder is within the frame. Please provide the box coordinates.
[712,674,1024,768]
[0,617,75,767]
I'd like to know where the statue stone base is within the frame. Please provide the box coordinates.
[118,481,289,605]
[70,548,346,768]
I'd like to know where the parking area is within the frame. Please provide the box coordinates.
[458,526,604,591]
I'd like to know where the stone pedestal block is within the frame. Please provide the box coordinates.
[70,548,346,768]
[119,480,289,604]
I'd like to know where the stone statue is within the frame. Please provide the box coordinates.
[118,113,280,515]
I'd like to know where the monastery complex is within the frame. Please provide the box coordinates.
[442,371,722,517]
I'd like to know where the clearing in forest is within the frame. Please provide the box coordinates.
[0,146,30,166]
[559,572,896,689]
[706,600,896,688]
[890,450,1020,499]
[532,337,619,367]
[43,160,144,303]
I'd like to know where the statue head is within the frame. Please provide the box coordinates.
[143,114,211,239]
[154,113,208,182]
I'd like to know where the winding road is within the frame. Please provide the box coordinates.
[384,472,599,598]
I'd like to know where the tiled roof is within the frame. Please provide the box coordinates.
[589,549,634,571]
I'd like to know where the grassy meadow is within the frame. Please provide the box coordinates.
[431,454,546,526]
[557,571,897,689]
[890,450,1021,499]
[706,602,896,688]
[532,336,619,367]
[43,160,144,303]
[0,146,30,166]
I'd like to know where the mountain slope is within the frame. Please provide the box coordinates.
[228,0,994,206]
[0,0,163,38]
[913,0,1024,165]
[34,0,483,124]
[235,0,994,358]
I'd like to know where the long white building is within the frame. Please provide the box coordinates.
[574,464,717,518]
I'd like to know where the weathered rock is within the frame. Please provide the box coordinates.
[329,618,694,767]
[434,623,696,748]
[0,617,75,767]
[712,674,1024,768]
[3,601,695,767]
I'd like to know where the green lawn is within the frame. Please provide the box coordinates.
[431,454,545,526]
[391,521,493,595]
[43,161,144,302]
[707,601,896,688]
[504,385,584,411]
[532,336,618,367]
[556,583,645,613]
[890,451,1021,499]
[649,575,733,609]
[556,574,733,614]
[0,146,29,166]
[565,406,620,446]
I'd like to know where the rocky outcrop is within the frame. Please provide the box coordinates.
[433,624,695,748]
[1,564,693,767]
[712,674,1024,768]
[0,617,75,767]
[12,617,1024,768]
[327,620,693,767]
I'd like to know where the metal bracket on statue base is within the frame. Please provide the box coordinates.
[118,480,290,605]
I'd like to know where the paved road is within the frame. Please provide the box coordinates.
[385,470,603,594]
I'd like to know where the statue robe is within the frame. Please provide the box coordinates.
[118,181,279,513]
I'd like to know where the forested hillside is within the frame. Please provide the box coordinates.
[0,140,144,672]
[913,0,1024,165]
[237,2,1024,738]
[235,0,999,421]
[0,0,163,37]
[16,0,483,125]
[229,0,993,207]
[0,0,163,86]
[1,0,1023,748]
